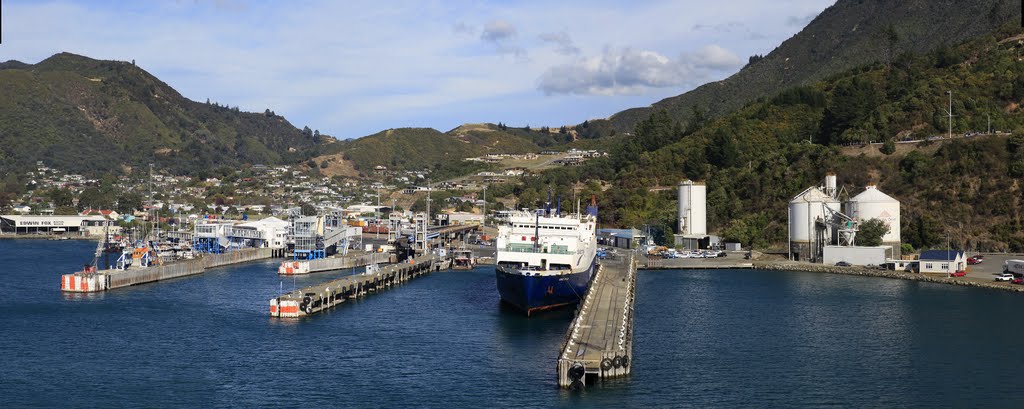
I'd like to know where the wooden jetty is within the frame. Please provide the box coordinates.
[270,254,450,318]
[61,248,273,293]
[557,252,638,389]
[278,252,391,275]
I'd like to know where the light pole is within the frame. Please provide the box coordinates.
[482,186,487,227]
[946,90,953,139]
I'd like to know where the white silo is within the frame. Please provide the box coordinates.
[846,185,901,257]
[824,173,837,198]
[677,180,706,236]
[789,186,842,262]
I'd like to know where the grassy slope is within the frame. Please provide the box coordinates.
[0,52,320,175]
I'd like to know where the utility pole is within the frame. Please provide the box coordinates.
[482,186,487,227]
[946,90,953,139]
[148,163,154,243]
[425,179,431,254]
[987,113,991,135]
[375,187,380,240]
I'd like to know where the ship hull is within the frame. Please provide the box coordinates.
[495,258,596,316]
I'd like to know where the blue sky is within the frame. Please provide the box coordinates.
[1,0,834,139]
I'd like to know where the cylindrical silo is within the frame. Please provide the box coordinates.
[847,185,901,257]
[677,180,706,236]
[824,173,837,198]
[789,186,841,262]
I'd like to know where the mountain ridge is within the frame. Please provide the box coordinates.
[0,52,324,175]
[587,0,1021,137]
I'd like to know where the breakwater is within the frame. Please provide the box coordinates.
[61,248,274,292]
[755,261,1024,293]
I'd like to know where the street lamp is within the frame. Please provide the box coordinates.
[945,90,953,139]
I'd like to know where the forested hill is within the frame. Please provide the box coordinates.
[0,52,325,175]
[513,20,1024,252]
[578,0,1021,139]
[312,123,575,176]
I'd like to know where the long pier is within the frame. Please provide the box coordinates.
[557,252,638,389]
[278,252,391,275]
[61,248,273,293]
[270,255,450,318]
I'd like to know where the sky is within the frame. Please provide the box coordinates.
[1,0,834,139]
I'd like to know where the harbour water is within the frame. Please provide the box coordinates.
[3,240,1023,407]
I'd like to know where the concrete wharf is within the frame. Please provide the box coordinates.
[61,248,273,293]
[278,252,391,275]
[270,254,450,318]
[557,252,638,389]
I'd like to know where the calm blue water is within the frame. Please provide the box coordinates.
[2,240,1023,408]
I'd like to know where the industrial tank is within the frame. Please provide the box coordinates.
[788,187,841,242]
[846,185,900,243]
[677,180,706,236]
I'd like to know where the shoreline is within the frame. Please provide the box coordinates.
[752,261,1024,293]
[0,235,97,241]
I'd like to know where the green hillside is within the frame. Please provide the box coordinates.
[319,123,578,176]
[0,52,323,175]
[515,21,1024,251]
[585,0,1020,138]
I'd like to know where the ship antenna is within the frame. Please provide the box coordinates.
[533,212,540,252]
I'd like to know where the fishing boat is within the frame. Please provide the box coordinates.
[452,249,474,270]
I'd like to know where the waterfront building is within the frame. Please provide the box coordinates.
[918,250,966,275]
[0,215,113,236]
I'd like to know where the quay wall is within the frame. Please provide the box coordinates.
[63,248,273,292]
[279,252,389,275]
[755,261,1024,293]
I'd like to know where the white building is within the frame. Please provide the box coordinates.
[238,216,289,249]
[0,215,112,236]
[918,250,966,275]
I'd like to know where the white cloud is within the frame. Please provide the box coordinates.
[537,45,743,96]
[1,0,834,138]
[539,31,580,55]
[480,19,517,43]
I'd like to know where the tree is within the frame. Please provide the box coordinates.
[858,218,890,246]
[48,188,74,207]
[77,187,112,211]
[300,203,317,216]
[54,206,78,215]
[302,126,314,138]
[880,138,896,155]
[116,192,144,214]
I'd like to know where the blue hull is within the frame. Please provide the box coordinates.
[495,259,596,316]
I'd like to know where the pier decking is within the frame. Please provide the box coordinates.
[61,248,273,293]
[557,252,637,388]
[270,255,450,318]
[278,252,391,275]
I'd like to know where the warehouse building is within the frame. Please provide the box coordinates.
[0,215,110,236]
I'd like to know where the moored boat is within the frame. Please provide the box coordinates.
[494,198,598,316]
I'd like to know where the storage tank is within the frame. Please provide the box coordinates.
[846,185,901,244]
[677,180,706,236]
[788,186,841,261]
[824,173,837,198]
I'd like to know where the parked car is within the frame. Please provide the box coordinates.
[1012,277,1024,285]
[995,273,1014,282]
[967,257,982,265]
[973,254,985,261]
[835,261,852,267]
[949,270,966,277]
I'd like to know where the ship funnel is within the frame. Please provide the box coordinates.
[586,195,598,217]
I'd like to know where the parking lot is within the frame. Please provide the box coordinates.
[965,253,1024,280]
